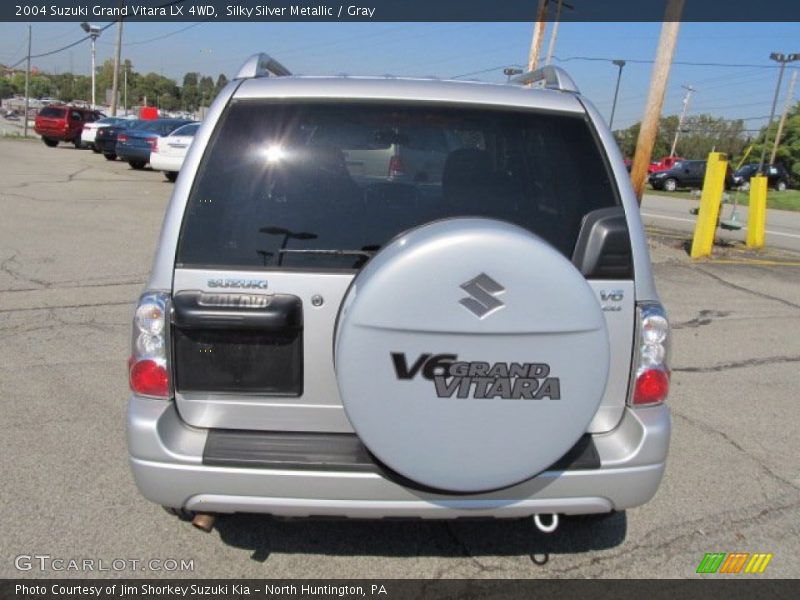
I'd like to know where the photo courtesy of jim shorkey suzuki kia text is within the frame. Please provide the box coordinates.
[14,584,386,596]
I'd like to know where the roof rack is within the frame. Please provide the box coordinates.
[235,53,292,79]
[510,65,579,93]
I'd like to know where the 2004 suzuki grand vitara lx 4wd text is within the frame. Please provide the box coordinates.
[127,54,671,532]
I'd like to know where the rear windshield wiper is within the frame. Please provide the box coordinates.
[278,249,376,258]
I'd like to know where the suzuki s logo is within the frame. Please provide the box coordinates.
[459,273,505,318]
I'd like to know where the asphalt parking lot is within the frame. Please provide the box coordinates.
[0,138,798,579]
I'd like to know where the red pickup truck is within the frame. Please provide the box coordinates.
[648,155,685,175]
[34,105,105,148]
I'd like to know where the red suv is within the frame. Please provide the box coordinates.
[34,105,105,148]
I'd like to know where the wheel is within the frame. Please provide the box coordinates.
[129,160,146,170]
[776,180,787,192]
[165,171,178,183]
[663,178,678,192]
[103,153,116,161]
[91,145,100,154]
[163,506,194,521]
[42,138,58,147]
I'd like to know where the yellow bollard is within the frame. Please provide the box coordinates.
[746,175,768,249]
[690,152,728,259]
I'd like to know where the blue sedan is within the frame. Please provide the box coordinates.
[116,119,193,170]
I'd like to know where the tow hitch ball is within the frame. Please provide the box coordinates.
[533,513,559,533]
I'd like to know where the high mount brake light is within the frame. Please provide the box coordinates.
[630,303,670,406]
[129,292,171,399]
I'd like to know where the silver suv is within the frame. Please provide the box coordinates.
[127,54,671,533]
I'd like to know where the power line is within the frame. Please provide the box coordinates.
[552,55,791,69]
[97,21,207,47]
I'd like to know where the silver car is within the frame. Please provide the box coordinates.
[127,54,671,533]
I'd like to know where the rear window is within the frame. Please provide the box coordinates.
[38,107,65,118]
[172,123,200,137]
[177,102,618,270]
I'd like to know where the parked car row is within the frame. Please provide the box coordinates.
[33,104,200,182]
[647,158,791,192]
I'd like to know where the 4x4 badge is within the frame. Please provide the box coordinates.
[459,273,505,318]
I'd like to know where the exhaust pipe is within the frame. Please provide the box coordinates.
[191,512,217,532]
[533,513,559,533]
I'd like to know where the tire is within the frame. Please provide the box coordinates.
[776,180,787,192]
[165,171,178,183]
[334,218,610,493]
[91,145,100,154]
[103,153,117,161]
[42,138,58,147]
[129,160,146,170]
[663,178,678,192]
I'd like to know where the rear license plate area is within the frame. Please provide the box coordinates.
[173,327,302,395]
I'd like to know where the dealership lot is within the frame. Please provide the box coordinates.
[0,138,798,578]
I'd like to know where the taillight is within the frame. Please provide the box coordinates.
[129,292,171,399]
[388,155,404,178]
[148,137,158,151]
[118,133,128,143]
[629,303,670,406]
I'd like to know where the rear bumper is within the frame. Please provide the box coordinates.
[128,397,670,518]
[149,153,183,172]
[116,146,151,162]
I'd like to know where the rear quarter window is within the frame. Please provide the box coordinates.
[38,107,65,118]
[177,101,619,270]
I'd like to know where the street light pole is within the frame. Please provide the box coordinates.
[80,23,101,109]
[670,84,695,157]
[23,25,31,138]
[608,59,626,130]
[759,52,800,174]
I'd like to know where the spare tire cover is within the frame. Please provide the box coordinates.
[335,218,609,493]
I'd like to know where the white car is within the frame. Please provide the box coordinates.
[149,122,200,182]
[80,116,129,151]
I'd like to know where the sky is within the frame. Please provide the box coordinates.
[1,20,799,132]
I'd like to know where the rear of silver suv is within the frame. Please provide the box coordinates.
[127,54,670,528]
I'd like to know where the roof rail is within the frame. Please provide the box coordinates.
[510,65,579,93]
[235,53,292,79]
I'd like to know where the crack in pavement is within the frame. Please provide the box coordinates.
[0,278,146,294]
[672,309,732,330]
[0,252,51,289]
[672,355,800,373]
[0,300,133,314]
[671,410,799,491]
[692,265,800,310]
[545,494,800,576]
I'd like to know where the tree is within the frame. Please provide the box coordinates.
[215,73,228,93]
[750,101,800,183]
[614,114,748,162]
[0,78,17,99]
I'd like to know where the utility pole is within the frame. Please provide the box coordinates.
[630,0,685,203]
[23,25,31,138]
[110,1,124,116]
[759,53,799,173]
[544,0,563,66]
[769,68,798,165]
[527,0,549,72]
[608,59,626,130]
[670,84,695,157]
[123,67,128,114]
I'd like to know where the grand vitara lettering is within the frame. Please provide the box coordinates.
[391,353,562,400]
